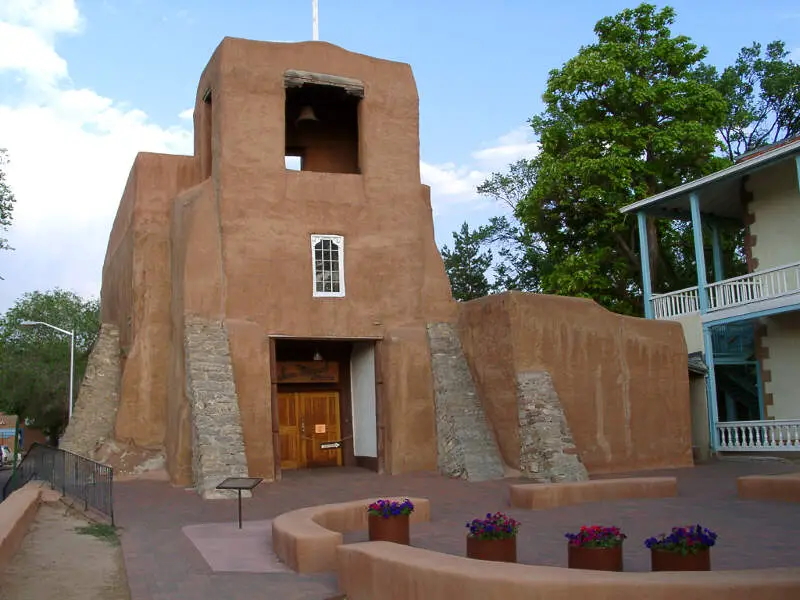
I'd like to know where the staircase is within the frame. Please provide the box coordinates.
[60,323,121,458]
[426,322,505,482]
[184,317,249,499]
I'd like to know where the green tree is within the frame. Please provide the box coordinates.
[0,148,16,253]
[477,160,546,293]
[0,290,100,441]
[490,3,729,315]
[700,40,800,161]
[440,222,493,301]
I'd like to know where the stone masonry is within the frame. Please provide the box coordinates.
[517,371,588,483]
[60,323,121,459]
[184,317,250,499]
[426,323,505,482]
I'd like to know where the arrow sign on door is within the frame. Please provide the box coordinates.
[320,441,342,450]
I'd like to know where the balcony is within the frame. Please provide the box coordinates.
[652,261,800,321]
[716,419,800,451]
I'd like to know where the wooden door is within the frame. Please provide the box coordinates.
[278,392,302,470]
[278,391,342,470]
[300,391,342,468]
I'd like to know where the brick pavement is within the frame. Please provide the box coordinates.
[113,458,800,599]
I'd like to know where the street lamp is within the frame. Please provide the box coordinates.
[19,320,75,421]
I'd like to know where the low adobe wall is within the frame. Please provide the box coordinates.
[271,497,430,573]
[337,542,800,600]
[510,477,678,510]
[0,482,47,570]
[458,292,693,475]
[738,473,800,503]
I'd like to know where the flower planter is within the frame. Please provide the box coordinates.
[567,544,624,571]
[466,536,517,563]
[650,548,711,572]
[368,513,410,545]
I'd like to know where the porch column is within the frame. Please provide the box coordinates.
[710,221,725,282]
[703,325,720,452]
[795,155,800,193]
[637,211,654,319]
[690,192,709,313]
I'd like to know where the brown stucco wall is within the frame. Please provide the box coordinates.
[172,38,456,479]
[100,38,455,486]
[459,292,693,475]
[166,179,220,485]
[101,152,198,452]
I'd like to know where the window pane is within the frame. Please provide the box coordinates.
[313,236,343,296]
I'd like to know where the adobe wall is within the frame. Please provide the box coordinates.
[459,292,693,474]
[185,38,456,477]
[101,152,198,451]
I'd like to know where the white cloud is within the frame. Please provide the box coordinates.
[422,126,539,215]
[471,127,540,171]
[0,0,191,311]
[178,108,194,120]
[0,0,82,89]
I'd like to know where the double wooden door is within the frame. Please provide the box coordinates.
[278,391,342,470]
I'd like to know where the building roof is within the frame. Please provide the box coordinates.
[620,136,800,219]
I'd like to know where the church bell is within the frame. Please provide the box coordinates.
[295,105,319,125]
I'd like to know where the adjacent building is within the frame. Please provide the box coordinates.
[622,136,800,458]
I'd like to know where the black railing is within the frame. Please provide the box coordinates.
[2,443,114,525]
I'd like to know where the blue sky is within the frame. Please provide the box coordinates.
[1,0,799,312]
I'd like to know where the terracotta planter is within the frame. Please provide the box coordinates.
[466,536,517,563]
[567,544,624,571]
[650,548,711,571]
[367,513,410,545]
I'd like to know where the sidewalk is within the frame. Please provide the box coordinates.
[114,460,800,600]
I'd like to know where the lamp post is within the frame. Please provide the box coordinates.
[19,320,75,421]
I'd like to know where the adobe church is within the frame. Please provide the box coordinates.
[61,37,695,498]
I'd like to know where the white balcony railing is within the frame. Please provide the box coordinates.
[652,286,700,319]
[707,261,800,312]
[716,419,800,451]
[651,260,800,320]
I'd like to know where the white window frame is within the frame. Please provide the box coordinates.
[311,234,346,298]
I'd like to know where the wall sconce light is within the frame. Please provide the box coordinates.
[313,348,323,361]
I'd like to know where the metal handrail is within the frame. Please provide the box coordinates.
[2,443,114,524]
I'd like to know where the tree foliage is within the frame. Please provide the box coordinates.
[515,3,729,315]
[0,290,100,440]
[445,4,797,315]
[0,148,15,253]
[440,222,494,301]
[701,40,800,161]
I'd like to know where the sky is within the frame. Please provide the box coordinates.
[0,0,799,313]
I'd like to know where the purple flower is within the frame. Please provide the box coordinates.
[644,524,718,556]
[366,498,415,518]
[565,525,626,549]
[466,512,520,540]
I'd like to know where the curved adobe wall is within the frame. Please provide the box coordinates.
[0,483,43,570]
[337,542,800,600]
[271,496,431,573]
